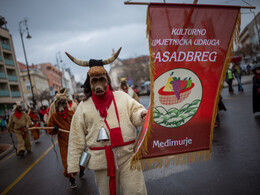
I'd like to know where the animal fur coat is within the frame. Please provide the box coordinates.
[48,110,74,177]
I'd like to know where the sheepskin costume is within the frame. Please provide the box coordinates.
[66,48,147,195]
[28,105,40,141]
[8,102,32,154]
[119,77,139,102]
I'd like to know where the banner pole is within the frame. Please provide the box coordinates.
[123,1,256,9]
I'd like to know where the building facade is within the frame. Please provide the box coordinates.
[238,12,260,63]
[0,17,24,117]
[62,68,76,95]
[109,55,150,90]
[18,62,49,107]
[38,63,62,96]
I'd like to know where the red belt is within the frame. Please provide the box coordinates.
[21,127,26,138]
[89,140,135,195]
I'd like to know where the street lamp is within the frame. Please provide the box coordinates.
[19,18,36,108]
[56,51,63,87]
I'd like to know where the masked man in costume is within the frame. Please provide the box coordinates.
[8,102,32,156]
[68,94,78,111]
[66,47,148,195]
[46,88,66,123]
[119,77,139,102]
[47,89,85,189]
[28,105,40,143]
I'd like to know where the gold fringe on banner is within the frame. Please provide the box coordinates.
[131,150,211,171]
[131,6,155,169]
[131,7,241,171]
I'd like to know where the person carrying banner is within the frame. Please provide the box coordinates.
[66,47,148,195]
[47,88,85,189]
[8,102,32,156]
[119,77,139,102]
[28,105,41,143]
[68,94,78,111]
[252,63,260,114]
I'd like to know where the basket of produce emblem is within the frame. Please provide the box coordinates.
[158,72,194,105]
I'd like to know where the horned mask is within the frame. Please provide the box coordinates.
[54,88,70,113]
[65,47,122,96]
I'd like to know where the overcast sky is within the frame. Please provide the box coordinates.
[1,0,259,83]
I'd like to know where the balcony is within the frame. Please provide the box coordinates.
[1,43,11,50]
[4,59,14,66]
[11,91,21,97]
[8,75,18,81]
[0,90,10,97]
[0,55,2,61]
[0,72,6,79]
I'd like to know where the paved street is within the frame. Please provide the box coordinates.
[0,82,260,195]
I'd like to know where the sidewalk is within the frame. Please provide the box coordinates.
[223,74,253,87]
[0,130,14,159]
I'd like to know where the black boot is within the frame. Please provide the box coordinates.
[69,178,77,189]
[79,168,85,178]
[17,150,25,156]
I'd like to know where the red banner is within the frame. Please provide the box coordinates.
[132,3,240,169]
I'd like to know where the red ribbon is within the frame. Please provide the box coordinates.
[105,146,116,195]
[89,140,135,195]
[21,127,26,138]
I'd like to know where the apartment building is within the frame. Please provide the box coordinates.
[18,62,49,107]
[0,17,24,117]
[38,63,62,96]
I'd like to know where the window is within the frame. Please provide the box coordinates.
[25,81,31,91]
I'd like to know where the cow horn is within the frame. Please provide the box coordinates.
[65,52,89,67]
[102,47,122,65]
[62,88,67,96]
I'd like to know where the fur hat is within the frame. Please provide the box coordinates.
[13,102,22,111]
[54,88,71,112]
[120,77,127,83]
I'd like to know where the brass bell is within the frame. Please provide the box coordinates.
[97,127,110,142]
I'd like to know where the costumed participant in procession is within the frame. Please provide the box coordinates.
[47,89,85,189]
[68,94,78,111]
[43,107,50,125]
[8,102,32,156]
[39,105,47,122]
[66,47,148,195]
[252,63,260,114]
[28,105,41,143]
[119,77,139,102]
[47,88,66,123]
